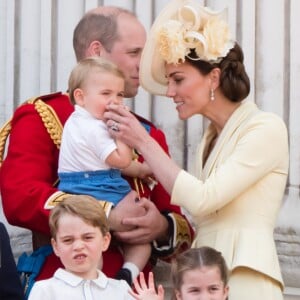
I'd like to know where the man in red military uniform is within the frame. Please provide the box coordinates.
[0,6,193,283]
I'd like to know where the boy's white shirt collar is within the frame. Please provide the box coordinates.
[54,268,108,288]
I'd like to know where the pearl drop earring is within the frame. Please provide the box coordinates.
[210,89,215,101]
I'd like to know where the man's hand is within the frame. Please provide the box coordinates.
[108,190,146,232]
[113,198,169,244]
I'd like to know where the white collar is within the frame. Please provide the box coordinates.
[54,268,109,289]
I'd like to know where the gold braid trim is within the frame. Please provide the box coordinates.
[168,212,192,258]
[0,96,63,166]
[44,191,72,209]
[0,119,12,167]
[34,99,62,149]
[44,191,113,216]
[152,212,192,261]
[132,149,145,199]
[172,212,192,248]
[0,97,37,167]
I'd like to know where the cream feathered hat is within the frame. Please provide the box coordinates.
[139,0,234,95]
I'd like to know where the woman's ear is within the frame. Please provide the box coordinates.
[210,67,221,89]
[74,88,84,106]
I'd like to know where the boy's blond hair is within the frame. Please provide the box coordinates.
[68,56,125,105]
[49,195,109,239]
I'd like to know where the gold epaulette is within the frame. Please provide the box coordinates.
[0,119,12,166]
[0,95,63,166]
[33,98,63,149]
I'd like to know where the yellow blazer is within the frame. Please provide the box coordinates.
[171,101,289,289]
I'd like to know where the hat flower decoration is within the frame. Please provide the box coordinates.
[157,3,235,64]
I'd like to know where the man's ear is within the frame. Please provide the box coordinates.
[74,88,84,106]
[86,40,104,57]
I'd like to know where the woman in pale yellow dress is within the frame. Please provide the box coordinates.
[104,1,289,299]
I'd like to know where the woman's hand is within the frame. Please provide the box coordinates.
[129,272,165,300]
[105,103,181,198]
[104,104,150,152]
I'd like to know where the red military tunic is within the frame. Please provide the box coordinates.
[0,92,193,280]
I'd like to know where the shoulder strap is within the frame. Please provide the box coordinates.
[0,96,63,167]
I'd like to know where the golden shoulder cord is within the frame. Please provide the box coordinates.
[33,99,62,149]
[0,98,62,167]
